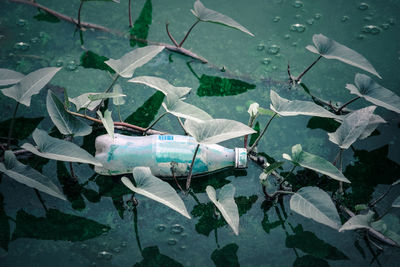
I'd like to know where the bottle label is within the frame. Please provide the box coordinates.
[158,135,174,141]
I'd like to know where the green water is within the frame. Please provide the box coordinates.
[0,0,400,266]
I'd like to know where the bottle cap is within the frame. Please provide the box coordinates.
[234,148,248,168]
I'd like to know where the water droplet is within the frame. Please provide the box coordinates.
[356,34,366,40]
[267,45,280,55]
[16,19,27,27]
[156,224,166,232]
[261,58,272,65]
[170,224,184,234]
[294,14,302,19]
[362,25,381,35]
[306,18,314,25]
[273,16,281,22]
[292,1,303,8]
[256,43,265,51]
[97,251,113,260]
[167,238,177,246]
[341,16,350,22]
[66,60,77,71]
[272,66,278,71]
[364,16,373,22]
[14,42,30,51]
[180,245,186,250]
[113,247,121,253]
[381,23,389,30]
[388,18,395,25]
[120,241,127,247]
[358,3,369,10]
[290,23,306,33]
[284,34,291,39]
[30,37,40,44]
[291,42,298,47]
[181,233,188,239]
[314,13,322,20]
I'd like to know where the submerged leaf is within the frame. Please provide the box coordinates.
[339,210,374,232]
[283,144,350,183]
[21,129,102,166]
[162,93,212,122]
[290,186,341,230]
[196,75,256,97]
[206,184,239,235]
[46,90,92,137]
[270,90,341,119]
[191,0,254,36]
[346,73,400,114]
[306,34,381,78]
[0,151,66,200]
[97,110,114,139]
[105,45,164,78]
[80,50,115,73]
[1,67,61,106]
[121,167,190,219]
[0,117,43,140]
[129,0,152,47]
[211,243,240,267]
[184,118,256,144]
[0,68,25,86]
[124,91,164,127]
[128,76,191,97]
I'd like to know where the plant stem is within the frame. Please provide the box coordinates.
[144,112,168,134]
[186,143,200,191]
[117,105,123,122]
[176,117,188,135]
[214,227,220,248]
[133,206,143,254]
[337,96,361,114]
[7,102,20,149]
[77,0,84,29]
[171,163,184,192]
[284,165,297,181]
[34,189,48,213]
[128,0,132,28]
[166,22,179,47]
[105,74,120,93]
[337,148,344,194]
[179,19,200,47]
[244,115,257,149]
[369,183,395,207]
[295,55,323,83]
[248,113,277,153]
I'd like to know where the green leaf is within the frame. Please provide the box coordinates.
[121,167,190,219]
[206,184,239,235]
[282,144,350,183]
[270,90,341,119]
[306,34,381,78]
[162,93,212,122]
[258,107,276,116]
[393,196,400,208]
[328,106,385,149]
[339,210,374,232]
[196,74,256,97]
[128,76,192,97]
[211,243,240,267]
[80,50,115,73]
[1,67,61,106]
[290,186,341,230]
[0,68,24,86]
[105,45,164,78]
[184,118,256,144]
[112,84,126,106]
[21,129,102,166]
[124,91,164,127]
[129,0,152,48]
[0,151,66,200]
[346,73,400,114]
[0,117,43,140]
[191,0,254,37]
[46,90,92,137]
[97,110,114,140]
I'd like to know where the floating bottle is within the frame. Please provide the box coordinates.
[94,134,248,177]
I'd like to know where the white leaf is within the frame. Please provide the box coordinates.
[128,76,191,98]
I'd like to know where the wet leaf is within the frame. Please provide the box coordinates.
[0,68,24,86]
[128,76,191,97]
[339,210,374,232]
[69,92,124,111]
[162,93,212,122]
[97,110,114,139]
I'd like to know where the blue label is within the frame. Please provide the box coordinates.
[158,135,174,141]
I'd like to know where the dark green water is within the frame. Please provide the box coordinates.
[0,0,399,266]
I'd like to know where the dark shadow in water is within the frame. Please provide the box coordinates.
[130,0,152,48]
[191,195,257,236]
[0,193,10,251]
[285,168,338,192]
[211,243,240,267]
[0,116,43,141]
[133,246,183,267]
[186,62,256,97]
[190,168,247,193]
[11,208,110,242]
[307,117,340,133]
[286,225,348,261]
[292,255,330,267]
[33,9,60,23]
[57,161,101,211]
[124,91,165,128]
[80,50,115,74]
[249,121,260,147]
[344,145,400,207]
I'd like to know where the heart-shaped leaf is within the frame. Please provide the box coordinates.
[282,144,350,183]
[21,129,102,166]
[112,84,126,106]
[121,167,190,219]
[339,210,375,232]
[206,184,239,235]
[69,92,125,111]
[346,73,400,114]
[46,90,92,137]
[328,106,385,149]
[97,110,114,139]
[105,45,164,78]
[162,93,212,122]
[290,186,341,230]
[184,118,256,144]
[1,67,61,106]
[306,34,381,79]
[191,0,254,37]
[0,151,66,200]
[270,90,342,119]
[128,76,192,98]
[0,68,25,86]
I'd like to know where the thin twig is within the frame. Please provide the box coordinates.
[171,163,184,192]
[248,113,277,153]
[34,189,48,213]
[128,0,132,28]
[186,144,200,191]
[295,55,323,83]
[144,112,168,134]
[77,0,84,29]
[179,19,200,47]
[166,22,179,47]
[337,96,361,114]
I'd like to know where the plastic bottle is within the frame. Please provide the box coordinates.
[94,134,248,177]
